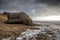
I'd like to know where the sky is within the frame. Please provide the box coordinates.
[0,0,60,21]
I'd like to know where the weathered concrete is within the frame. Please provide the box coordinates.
[3,12,33,26]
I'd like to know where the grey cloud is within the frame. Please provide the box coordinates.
[0,0,60,10]
[0,0,60,17]
[35,0,60,6]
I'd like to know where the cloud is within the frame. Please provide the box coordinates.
[0,0,60,10]
[35,0,60,6]
[0,0,60,17]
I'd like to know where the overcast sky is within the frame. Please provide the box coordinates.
[0,0,60,17]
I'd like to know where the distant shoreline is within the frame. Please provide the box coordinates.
[33,21,60,25]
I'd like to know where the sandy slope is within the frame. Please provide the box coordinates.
[0,15,7,21]
[0,23,35,39]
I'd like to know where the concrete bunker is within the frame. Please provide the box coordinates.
[3,12,33,26]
